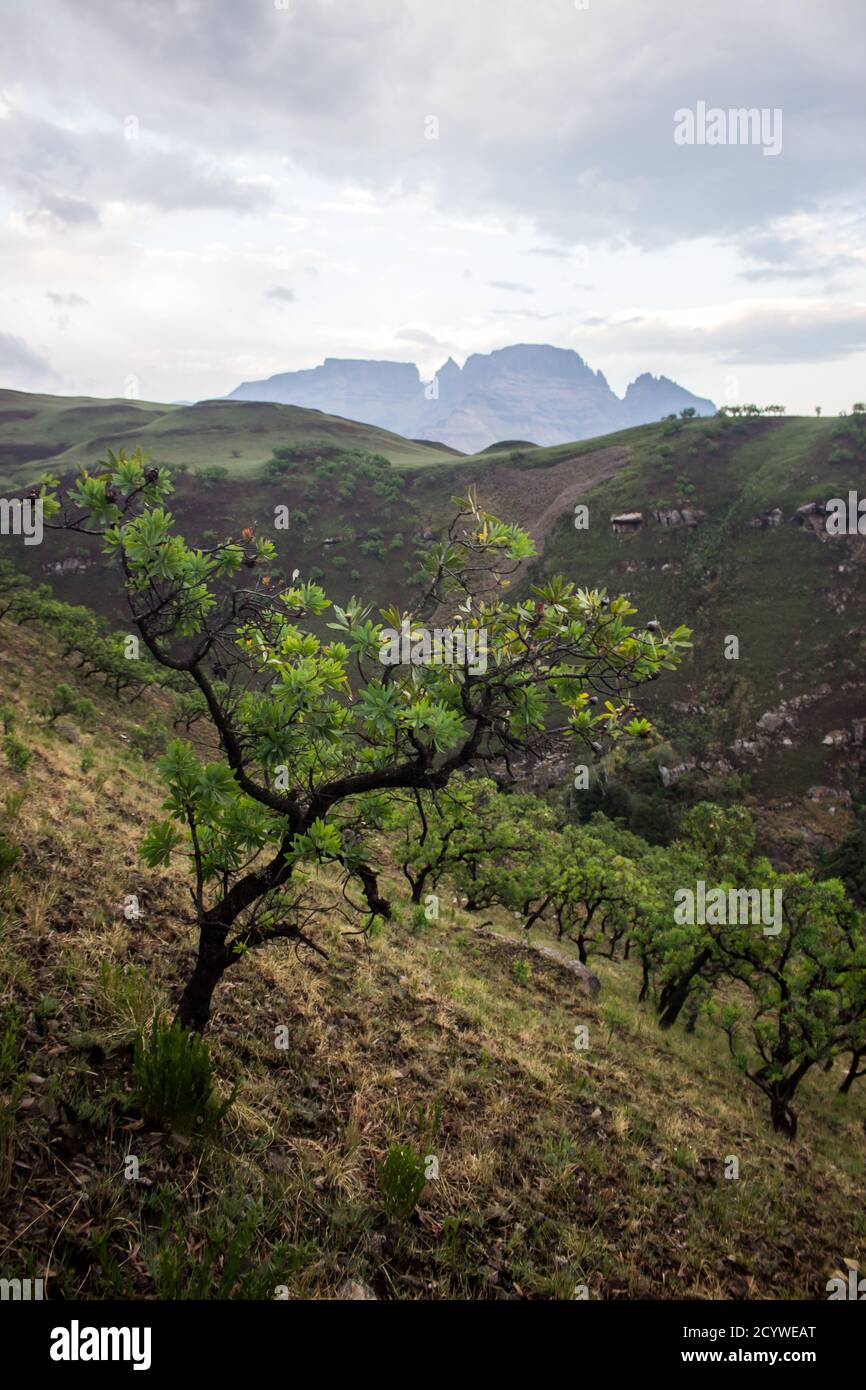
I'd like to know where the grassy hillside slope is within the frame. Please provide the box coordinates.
[532,415,866,806]
[0,620,862,1299]
[0,389,461,490]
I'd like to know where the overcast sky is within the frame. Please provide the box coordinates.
[0,0,864,412]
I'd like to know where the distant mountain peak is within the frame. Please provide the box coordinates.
[227,346,716,452]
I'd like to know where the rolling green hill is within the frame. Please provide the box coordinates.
[0,389,462,490]
[0,390,179,488]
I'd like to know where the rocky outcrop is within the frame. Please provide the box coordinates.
[610,507,706,533]
[750,508,783,528]
[621,372,716,427]
[659,761,694,788]
[610,511,644,533]
[658,754,735,787]
[724,685,866,778]
[653,507,706,527]
[728,687,837,763]
[42,556,97,575]
[792,501,829,534]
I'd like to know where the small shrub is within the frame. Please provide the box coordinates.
[96,960,159,1042]
[129,714,167,760]
[359,539,385,560]
[2,788,27,823]
[132,1016,230,1132]
[603,1003,629,1043]
[410,903,429,935]
[512,958,532,987]
[44,682,95,727]
[0,834,20,880]
[3,735,31,774]
[366,913,386,940]
[194,465,229,487]
[377,1143,426,1223]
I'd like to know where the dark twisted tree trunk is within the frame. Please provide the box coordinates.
[172,840,387,1032]
[768,1088,799,1140]
[753,1060,812,1141]
[839,1048,865,1094]
[657,948,712,1030]
[175,926,230,1033]
[638,954,651,1003]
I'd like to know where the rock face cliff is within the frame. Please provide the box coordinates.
[227,344,716,452]
[229,358,424,438]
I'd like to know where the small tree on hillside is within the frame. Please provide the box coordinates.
[393,776,558,917]
[711,875,866,1138]
[545,824,638,962]
[37,449,690,1031]
[647,804,761,1029]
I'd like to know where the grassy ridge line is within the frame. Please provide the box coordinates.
[0,389,463,488]
[2,385,832,492]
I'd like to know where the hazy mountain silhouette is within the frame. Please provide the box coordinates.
[227,344,716,451]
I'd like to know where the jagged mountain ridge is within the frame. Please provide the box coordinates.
[227,344,716,452]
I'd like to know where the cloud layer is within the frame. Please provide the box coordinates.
[0,0,863,408]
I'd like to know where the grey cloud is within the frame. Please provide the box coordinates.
[46,291,88,307]
[267,286,296,304]
[582,302,866,364]
[2,0,864,249]
[39,194,100,225]
[737,231,862,283]
[395,329,449,348]
[740,266,832,283]
[0,108,272,217]
[488,280,535,295]
[0,332,58,386]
